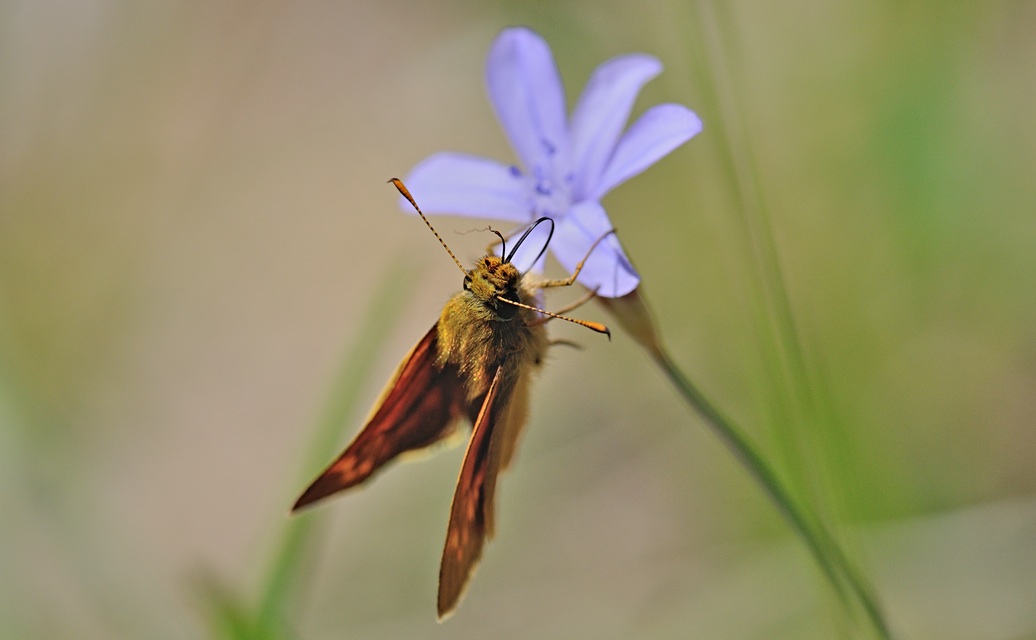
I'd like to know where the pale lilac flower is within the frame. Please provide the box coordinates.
[401,27,702,297]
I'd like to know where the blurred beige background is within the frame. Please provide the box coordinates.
[2,1,1035,639]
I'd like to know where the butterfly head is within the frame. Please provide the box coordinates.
[463,257,523,320]
[461,215,556,321]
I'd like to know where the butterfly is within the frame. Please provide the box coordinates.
[292,178,611,619]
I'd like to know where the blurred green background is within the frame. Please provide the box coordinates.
[2,1,1035,638]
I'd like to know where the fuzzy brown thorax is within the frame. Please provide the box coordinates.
[436,257,547,398]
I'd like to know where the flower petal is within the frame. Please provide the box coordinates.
[569,54,662,200]
[485,27,569,175]
[552,201,639,297]
[592,104,702,200]
[400,152,532,223]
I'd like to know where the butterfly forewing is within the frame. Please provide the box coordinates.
[437,365,520,619]
[293,323,467,511]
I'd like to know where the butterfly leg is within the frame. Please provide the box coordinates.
[526,287,600,329]
[538,229,617,289]
[549,286,599,315]
[483,228,507,258]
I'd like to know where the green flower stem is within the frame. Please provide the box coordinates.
[649,344,890,639]
[661,2,893,636]
[602,288,889,637]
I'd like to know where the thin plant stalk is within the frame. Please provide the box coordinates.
[601,290,891,638]
[654,347,890,637]
[252,257,416,636]
[639,1,893,637]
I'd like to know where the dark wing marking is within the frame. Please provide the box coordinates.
[437,365,526,619]
[293,322,466,512]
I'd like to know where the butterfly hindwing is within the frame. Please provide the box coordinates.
[293,322,467,511]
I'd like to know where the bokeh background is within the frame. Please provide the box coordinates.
[2,1,1035,638]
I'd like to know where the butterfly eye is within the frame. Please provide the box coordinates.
[463,274,472,291]
[496,289,520,320]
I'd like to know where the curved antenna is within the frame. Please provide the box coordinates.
[505,216,555,267]
[389,178,466,275]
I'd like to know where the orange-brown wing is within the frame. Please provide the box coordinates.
[437,365,526,619]
[293,322,466,512]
